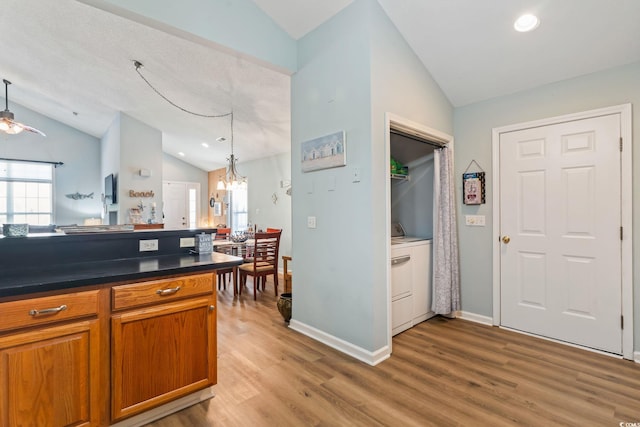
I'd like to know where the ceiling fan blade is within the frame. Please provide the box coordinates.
[0,117,46,136]
[1,78,46,137]
[20,123,47,137]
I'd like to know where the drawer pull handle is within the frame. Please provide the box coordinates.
[391,255,411,266]
[156,286,181,296]
[29,304,68,317]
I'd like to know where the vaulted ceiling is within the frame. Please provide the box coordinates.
[2,0,639,171]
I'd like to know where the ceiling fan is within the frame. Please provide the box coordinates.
[0,79,46,136]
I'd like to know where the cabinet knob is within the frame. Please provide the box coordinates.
[209,305,215,312]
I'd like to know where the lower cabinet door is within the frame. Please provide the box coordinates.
[0,320,100,427]
[392,295,414,336]
[111,297,217,421]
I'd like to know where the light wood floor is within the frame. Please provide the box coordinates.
[146,279,640,426]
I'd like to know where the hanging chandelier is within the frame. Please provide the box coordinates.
[132,60,246,190]
[217,112,247,191]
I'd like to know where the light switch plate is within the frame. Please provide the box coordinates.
[465,215,486,226]
[307,216,317,229]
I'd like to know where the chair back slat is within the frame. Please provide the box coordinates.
[253,230,281,270]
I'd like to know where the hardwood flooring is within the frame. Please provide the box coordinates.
[146,280,640,426]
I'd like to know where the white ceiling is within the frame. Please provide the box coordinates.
[2,0,639,171]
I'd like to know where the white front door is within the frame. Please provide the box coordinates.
[499,113,622,354]
[162,181,201,229]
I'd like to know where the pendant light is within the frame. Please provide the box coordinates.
[133,60,246,190]
[0,79,46,136]
[216,112,247,191]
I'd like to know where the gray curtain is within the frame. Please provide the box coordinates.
[432,145,460,314]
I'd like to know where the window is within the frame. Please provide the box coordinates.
[229,186,248,232]
[0,160,54,225]
[188,187,197,228]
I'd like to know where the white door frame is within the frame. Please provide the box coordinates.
[162,180,202,229]
[385,112,454,354]
[491,103,633,359]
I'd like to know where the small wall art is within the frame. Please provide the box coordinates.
[462,160,486,205]
[301,131,346,172]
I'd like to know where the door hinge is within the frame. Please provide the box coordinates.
[621,315,624,329]
[620,137,623,152]
[620,226,623,240]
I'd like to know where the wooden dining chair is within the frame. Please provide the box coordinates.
[214,227,232,290]
[282,255,292,293]
[238,229,282,300]
[215,227,231,239]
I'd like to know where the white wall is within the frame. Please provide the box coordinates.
[242,151,292,262]
[101,114,121,223]
[0,101,102,226]
[453,61,640,350]
[118,113,163,223]
[163,152,209,226]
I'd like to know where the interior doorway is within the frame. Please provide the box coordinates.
[492,104,633,359]
[385,113,455,354]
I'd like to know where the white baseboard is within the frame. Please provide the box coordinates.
[110,387,215,427]
[634,351,640,364]
[457,311,493,326]
[289,319,390,366]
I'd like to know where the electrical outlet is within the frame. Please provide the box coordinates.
[179,237,195,248]
[139,239,159,252]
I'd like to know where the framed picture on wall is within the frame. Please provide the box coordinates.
[463,172,485,205]
[301,131,346,172]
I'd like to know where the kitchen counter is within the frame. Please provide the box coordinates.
[0,227,242,299]
[0,251,242,299]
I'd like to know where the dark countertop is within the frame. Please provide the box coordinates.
[0,251,243,299]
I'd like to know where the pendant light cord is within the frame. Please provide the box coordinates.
[133,60,231,119]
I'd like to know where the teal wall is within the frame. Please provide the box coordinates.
[454,61,640,350]
[291,0,452,355]
[80,0,297,72]
[242,151,292,263]
[0,101,103,225]
[292,0,375,350]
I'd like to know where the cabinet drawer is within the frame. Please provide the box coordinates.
[0,290,99,333]
[112,273,214,310]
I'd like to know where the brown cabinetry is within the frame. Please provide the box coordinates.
[0,272,217,426]
[0,291,101,427]
[110,273,216,422]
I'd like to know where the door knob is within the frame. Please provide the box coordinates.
[502,236,511,244]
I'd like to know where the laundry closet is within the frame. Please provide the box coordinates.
[390,129,437,335]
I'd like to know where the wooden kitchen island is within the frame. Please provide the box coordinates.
[0,228,242,427]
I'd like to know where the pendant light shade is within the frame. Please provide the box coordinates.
[0,79,46,136]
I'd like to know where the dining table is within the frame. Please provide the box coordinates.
[212,239,254,295]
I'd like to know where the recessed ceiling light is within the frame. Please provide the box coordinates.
[514,14,540,32]
[201,142,209,148]
[178,152,185,157]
